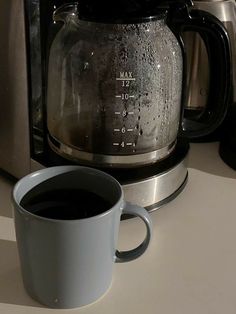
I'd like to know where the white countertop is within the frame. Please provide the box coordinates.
[0,142,236,314]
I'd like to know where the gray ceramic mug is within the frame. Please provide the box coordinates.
[12,166,152,309]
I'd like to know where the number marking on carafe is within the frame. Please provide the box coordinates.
[116,72,136,81]
[113,142,135,147]
[113,71,136,149]
[114,111,134,116]
[115,94,135,99]
[113,127,134,133]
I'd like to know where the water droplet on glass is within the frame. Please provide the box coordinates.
[83,62,89,70]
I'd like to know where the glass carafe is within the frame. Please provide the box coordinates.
[47,1,231,167]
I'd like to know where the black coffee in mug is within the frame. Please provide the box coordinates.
[20,185,112,220]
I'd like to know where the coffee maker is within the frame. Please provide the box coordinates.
[0,0,231,211]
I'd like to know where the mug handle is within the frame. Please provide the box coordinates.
[168,3,232,139]
[115,202,153,263]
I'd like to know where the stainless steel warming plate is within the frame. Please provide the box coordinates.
[44,138,189,211]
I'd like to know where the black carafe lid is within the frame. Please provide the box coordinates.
[78,0,192,23]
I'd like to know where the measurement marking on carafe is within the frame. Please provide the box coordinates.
[113,142,134,147]
[114,129,120,132]
[114,111,134,116]
[116,94,135,100]
[127,129,134,132]
[116,78,136,81]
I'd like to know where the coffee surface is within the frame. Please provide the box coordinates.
[20,188,112,220]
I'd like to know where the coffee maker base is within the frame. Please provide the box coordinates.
[33,138,189,212]
[100,139,189,211]
[122,160,188,212]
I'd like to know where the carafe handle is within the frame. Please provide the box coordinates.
[168,3,232,139]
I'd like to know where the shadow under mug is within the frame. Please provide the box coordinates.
[12,166,153,309]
